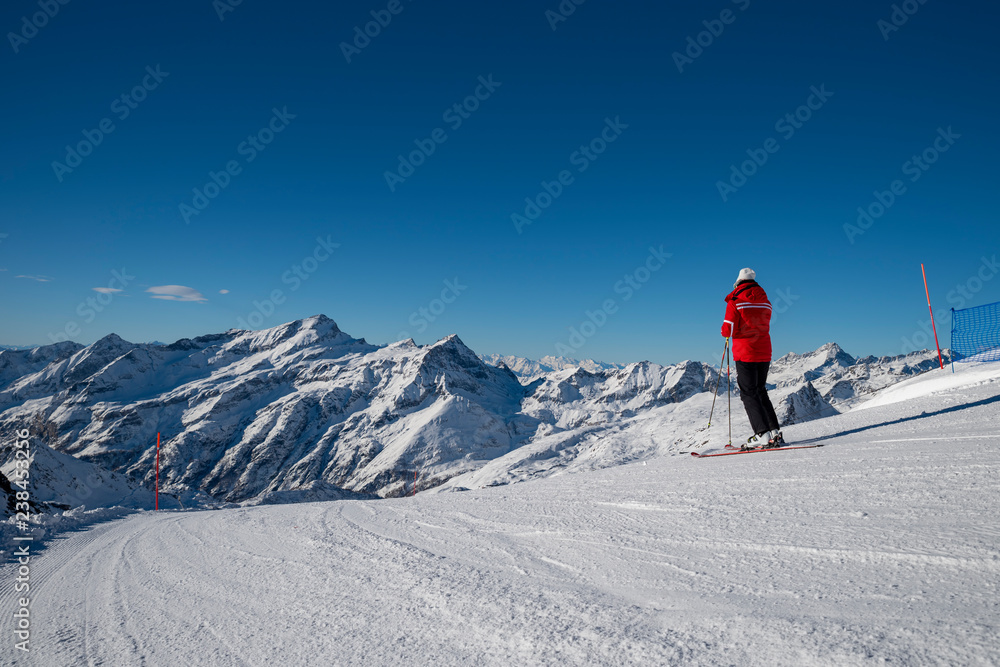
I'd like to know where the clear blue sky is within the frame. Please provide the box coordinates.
[1,0,997,365]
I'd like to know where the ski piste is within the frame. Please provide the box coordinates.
[691,443,824,458]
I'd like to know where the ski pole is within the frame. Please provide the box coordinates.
[707,337,729,428]
[727,337,732,447]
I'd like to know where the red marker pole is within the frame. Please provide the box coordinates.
[921,264,945,370]
[156,432,160,511]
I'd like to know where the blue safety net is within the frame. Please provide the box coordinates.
[951,301,1000,362]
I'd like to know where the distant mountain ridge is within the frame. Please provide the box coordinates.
[479,354,626,382]
[0,316,948,509]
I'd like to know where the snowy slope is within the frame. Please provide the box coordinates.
[1,361,997,666]
[0,439,156,513]
[854,360,995,411]
[0,342,82,394]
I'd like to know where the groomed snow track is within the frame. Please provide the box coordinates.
[2,364,999,666]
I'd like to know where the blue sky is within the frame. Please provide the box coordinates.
[1,0,997,365]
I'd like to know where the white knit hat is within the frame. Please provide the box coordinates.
[734,267,756,288]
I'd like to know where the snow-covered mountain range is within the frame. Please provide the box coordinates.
[478,354,626,382]
[0,315,947,508]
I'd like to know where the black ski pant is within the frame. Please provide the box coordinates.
[735,360,780,435]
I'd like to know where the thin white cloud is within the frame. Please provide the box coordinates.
[146,285,207,302]
[93,287,123,294]
[16,274,53,282]
[219,289,230,294]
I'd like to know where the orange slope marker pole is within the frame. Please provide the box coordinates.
[156,432,160,511]
[922,264,945,370]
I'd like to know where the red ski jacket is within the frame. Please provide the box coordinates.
[721,281,773,362]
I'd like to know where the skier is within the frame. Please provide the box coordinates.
[721,268,783,448]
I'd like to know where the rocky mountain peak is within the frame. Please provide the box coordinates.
[817,342,856,365]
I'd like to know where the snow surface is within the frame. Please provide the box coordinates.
[1,362,997,666]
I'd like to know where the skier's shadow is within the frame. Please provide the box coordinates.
[794,390,1000,445]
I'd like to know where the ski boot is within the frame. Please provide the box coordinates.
[765,430,784,448]
[741,433,766,451]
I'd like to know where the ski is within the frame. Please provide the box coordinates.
[691,444,824,458]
